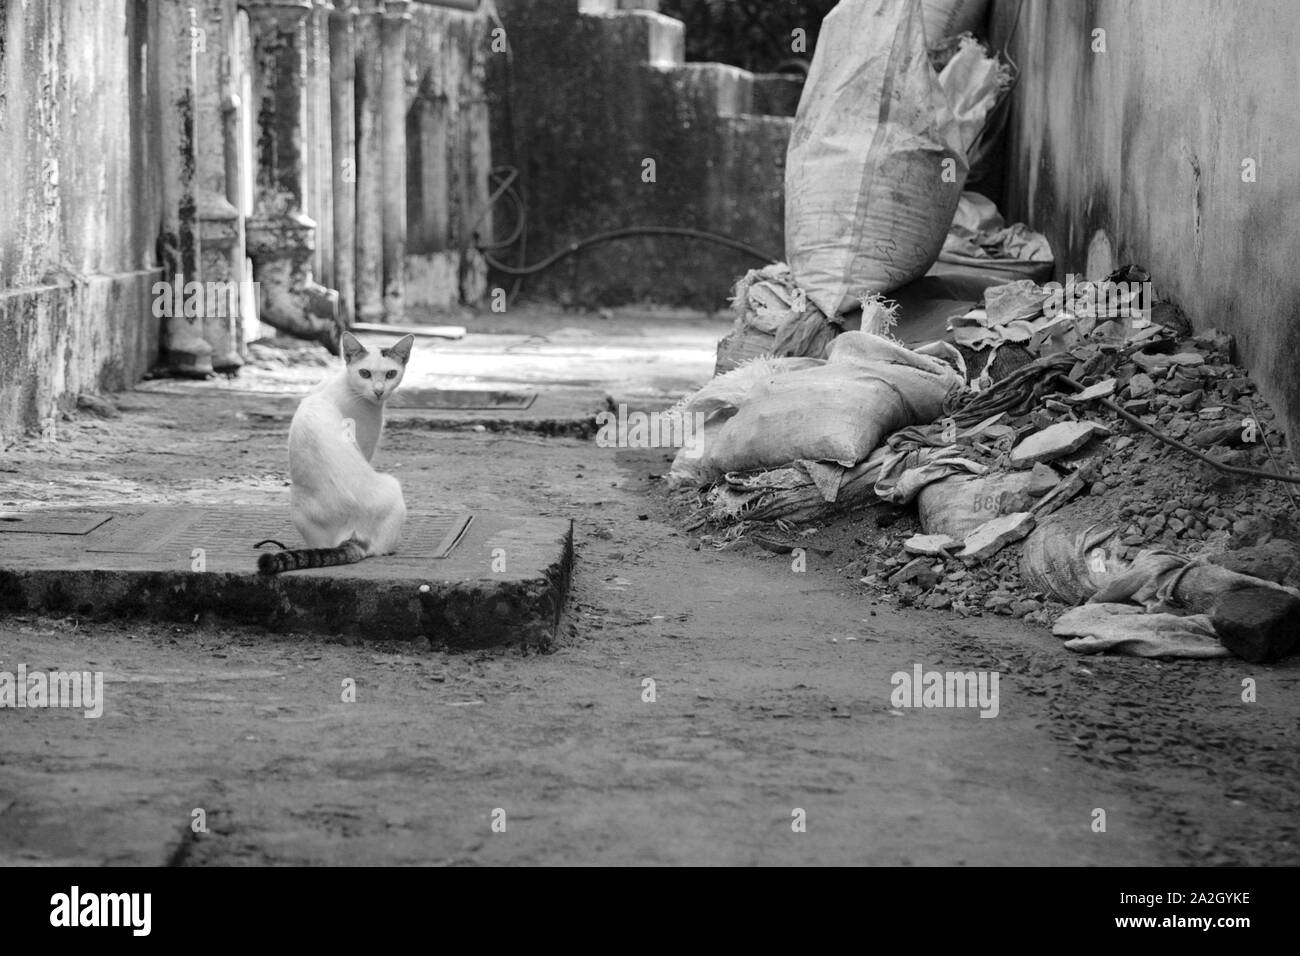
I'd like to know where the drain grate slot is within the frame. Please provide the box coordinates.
[0,513,113,535]
[83,509,472,559]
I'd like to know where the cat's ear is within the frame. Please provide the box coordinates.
[341,332,368,364]
[386,334,415,365]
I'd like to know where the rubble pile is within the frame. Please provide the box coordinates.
[672,266,1299,663]
[850,325,1298,627]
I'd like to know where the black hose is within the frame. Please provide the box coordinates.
[480,225,780,277]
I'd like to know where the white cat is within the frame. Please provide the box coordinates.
[259,332,415,574]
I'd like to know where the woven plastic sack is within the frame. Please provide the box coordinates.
[785,0,967,316]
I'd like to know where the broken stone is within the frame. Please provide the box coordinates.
[1210,587,1300,663]
[76,393,120,419]
[1010,421,1108,468]
[889,556,939,589]
[903,533,957,556]
[1198,406,1226,421]
[1011,598,1042,618]
[1031,471,1088,518]
[1065,378,1117,404]
[1026,463,1060,497]
[959,512,1036,561]
[1132,351,1174,374]
[1189,422,1246,448]
[895,582,923,604]
[1127,373,1156,398]
[1043,398,1073,414]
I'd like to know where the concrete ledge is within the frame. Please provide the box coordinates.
[752,74,804,117]
[127,382,614,437]
[385,389,614,437]
[0,508,573,649]
[0,269,162,437]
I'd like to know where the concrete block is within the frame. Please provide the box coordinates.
[0,507,574,649]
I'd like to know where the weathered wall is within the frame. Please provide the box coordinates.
[404,2,492,312]
[993,0,1300,448]
[489,0,797,310]
[0,0,162,438]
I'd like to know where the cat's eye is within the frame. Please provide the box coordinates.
[386,370,396,379]
[358,370,371,379]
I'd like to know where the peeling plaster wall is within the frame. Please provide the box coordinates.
[994,0,1300,449]
[0,0,161,437]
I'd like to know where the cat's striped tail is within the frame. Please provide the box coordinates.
[258,537,366,575]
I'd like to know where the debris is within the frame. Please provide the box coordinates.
[1053,604,1231,659]
[714,263,833,375]
[1064,378,1116,403]
[958,511,1035,561]
[76,393,120,419]
[1210,587,1300,663]
[1009,420,1108,467]
[889,556,941,589]
[940,192,1051,272]
[903,533,958,556]
[1127,373,1156,398]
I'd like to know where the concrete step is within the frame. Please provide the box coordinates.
[583,5,683,68]
[752,73,804,117]
[650,61,754,118]
[0,507,573,649]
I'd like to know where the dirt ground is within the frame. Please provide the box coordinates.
[2,313,1298,866]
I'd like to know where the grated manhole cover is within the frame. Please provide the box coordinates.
[84,510,472,559]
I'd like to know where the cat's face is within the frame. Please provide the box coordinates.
[341,332,414,405]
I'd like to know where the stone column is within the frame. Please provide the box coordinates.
[243,0,341,351]
[353,0,385,321]
[307,0,335,290]
[380,0,411,318]
[194,0,245,372]
[156,0,214,375]
[329,2,359,328]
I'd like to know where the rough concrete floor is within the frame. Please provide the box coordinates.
[1,308,1297,865]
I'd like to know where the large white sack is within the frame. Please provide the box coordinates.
[696,331,964,480]
[785,0,967,317]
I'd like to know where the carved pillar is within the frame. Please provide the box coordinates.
[194,0,245,371]
[243,0,341,350]
[353,0,385,321]
[307,0,335,289]
[329,2,359,327]
[156,0,214,375]
[380,0,410,318]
